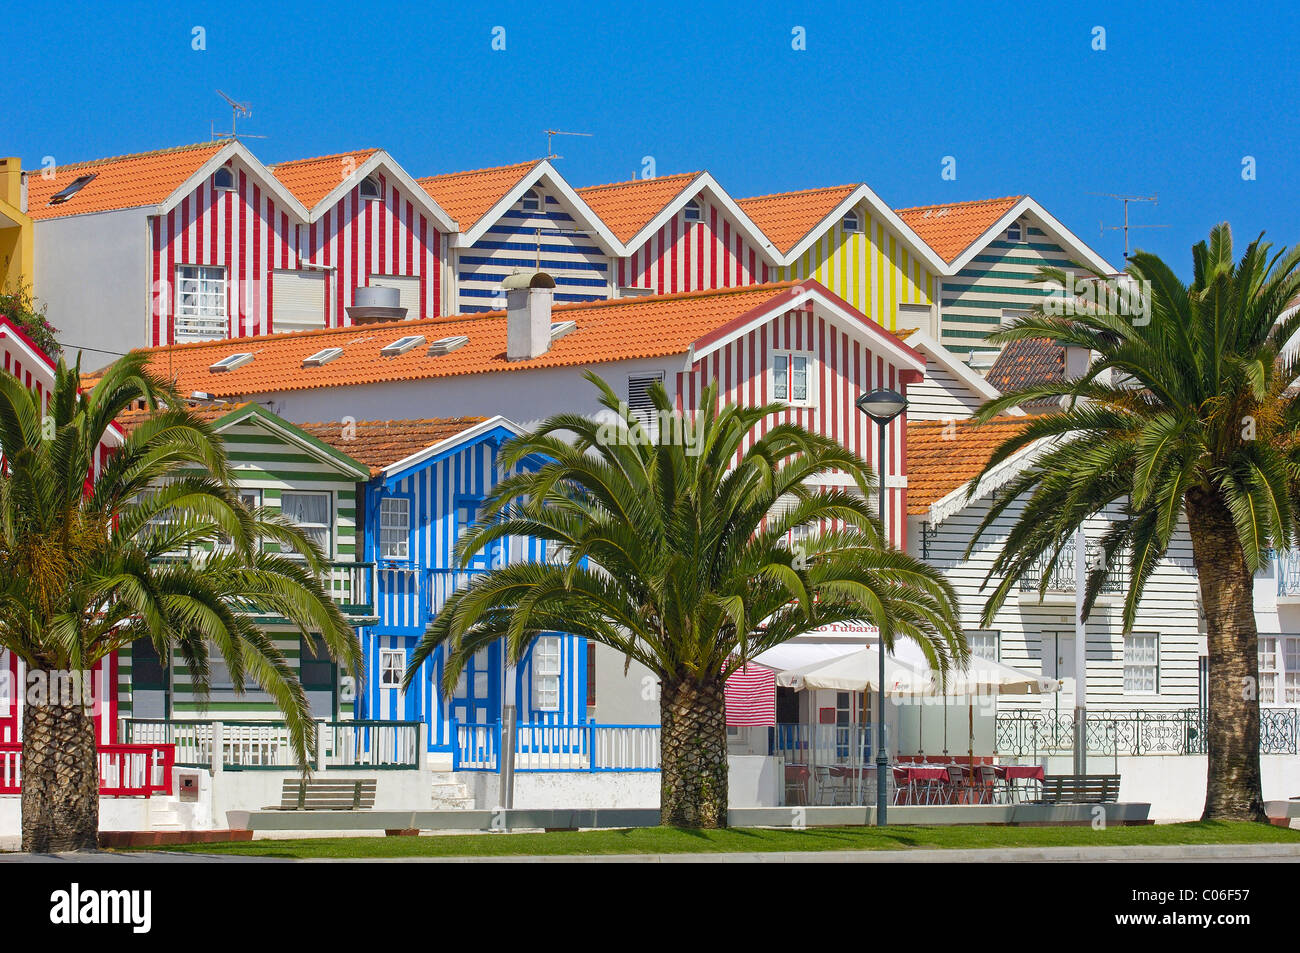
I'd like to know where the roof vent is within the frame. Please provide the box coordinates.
[381,334,426,357]
[427,335,469,356]
[209,352,254,373]
[549,320,576,342]
[346,285,408,325]
[303,347,343,367]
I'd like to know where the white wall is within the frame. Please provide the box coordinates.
[35,208,148,369]
[592,643,659,724]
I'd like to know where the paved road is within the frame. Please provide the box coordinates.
[2,843,1298,863]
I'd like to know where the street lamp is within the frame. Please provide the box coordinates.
[855,387,907,826]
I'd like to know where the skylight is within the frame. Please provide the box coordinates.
[48,173,97,205]
[550,320,577,342]
[303,347,343,367]
[427,335,469,356]
[209,352,254,373]
[380,334,426,357]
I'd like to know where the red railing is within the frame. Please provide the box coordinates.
[0,743,174,797]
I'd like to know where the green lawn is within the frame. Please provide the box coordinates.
[139,821,1300,859]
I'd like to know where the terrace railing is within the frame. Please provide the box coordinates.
[1275,550,1300,597]
[1018,546,1127,594]
[452,722,661,772]
[0,742,174,797]
[995,708,1299,757]
[153,555,375,617]
[769,723,883,766]
[425,568,488,624]
[121,719,420,770]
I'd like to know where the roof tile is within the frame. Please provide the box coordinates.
[896,196,1023,263]
[269,149,380,208]
[576,173,699,244]
[737,185,858,255]
[298,417,488,474]
[984,337,1065,408]
[417,160,540,231]
[907,416,1030,514]
[25,142,228,221]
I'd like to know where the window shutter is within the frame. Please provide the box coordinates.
[273,270,327,333]
[627,373,664,427]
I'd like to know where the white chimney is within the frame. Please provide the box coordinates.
[1063,344,1091,380]
[504,271,556,361]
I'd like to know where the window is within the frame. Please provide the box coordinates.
[380,334,425,357]
[1259,636,1300,705]
[627,372,665,429]
[533,636,562,711]
[299,634,335,693]
[521,189,541,213]
[546,538,573,566]
[772,352,812,406]
[379,497,410,560]
[48,173,97,205]
[966,630,1000,661]
[212,167,236,191]
[427,335,468,356]
[208,352,253,373]
[208,652,236,691]
[281,491,331,557]
[842,212,862,233]
[1123,633,1159,694]
[303,347,343,367]
[217,488,262,548]
[683,199,702,224]
[359,174,382,201]
[379,648,405,689]
[1006,220,1024,243]
[175,265,228,339]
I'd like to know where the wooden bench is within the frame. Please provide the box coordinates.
[273,778,377,811]
[1035,775,1120,804]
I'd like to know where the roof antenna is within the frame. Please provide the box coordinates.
[1089,192,1168,260]
[544,129,592,160]
[212,90,267,141]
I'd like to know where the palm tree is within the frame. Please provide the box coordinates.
[0,352,362,851]
[407,372,965,827]
[969,224,1300,821]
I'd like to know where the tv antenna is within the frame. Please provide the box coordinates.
[1090,192,1168,260]
[544,129,592,159]
[211,90,266,140]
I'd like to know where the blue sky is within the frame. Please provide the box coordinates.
[5,0,1294,273]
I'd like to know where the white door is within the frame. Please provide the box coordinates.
[272,270,327,333]
[369,275,422,319]
[1047,632,1076,714]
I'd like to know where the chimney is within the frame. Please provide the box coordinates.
[1063,343,1091,381]
[505,270,556,361]
[345,285,408,325]
[0,158,21,211]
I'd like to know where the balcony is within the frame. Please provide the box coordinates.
[1018,545,1127,596]
[425,567,488,623]
[1275,550,1300,599]
[153,554,375,621]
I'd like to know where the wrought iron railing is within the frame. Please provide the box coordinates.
[1018,545,1127,594]
[996,708,1298,757]
[1275,550,1300,596]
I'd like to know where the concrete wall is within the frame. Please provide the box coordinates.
[34,207,148,369]
[592,643,659,724]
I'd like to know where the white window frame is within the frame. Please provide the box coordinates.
[280,491,333,559]
[771,350,815,407]
[212,167,236,191]
[1005,220,1025,243]
[359,174,382,202]
[1123,632,1159,695]
[966,630,1000,662]
[1286,637,1300,705]
[842,212,862,233]
[379,648,405,689]
[521,189,542,213]
[175,264,228,340]
[1259,637,1279,705]
[379,497,411,561]
[683,199,702,224]
[533,636,562,712]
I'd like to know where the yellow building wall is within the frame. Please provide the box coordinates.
[0,157,33,292]
[777,213,935,330]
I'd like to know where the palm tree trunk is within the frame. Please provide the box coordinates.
[20,691,100,852]
[659,676,728,828]
[1186,490,1266,822]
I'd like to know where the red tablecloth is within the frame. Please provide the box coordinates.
[995,765,1045,782]
[898,765,950,782]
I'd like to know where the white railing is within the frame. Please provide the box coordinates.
[1277,550,1300,596]
[322,561,374,612]
[122,719,420,769]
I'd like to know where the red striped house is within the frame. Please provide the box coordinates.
[577,172,780,296]
[0,316,123,745]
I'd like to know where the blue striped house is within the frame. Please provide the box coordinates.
[302,414,589,756]
[418,159,623,314]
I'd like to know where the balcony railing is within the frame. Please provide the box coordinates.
[995,708,1299,757]
[121,719,420,770]
[451,722,661,772]
[1018,545,1127,594]
[0,742,175,796]
[1275,550,1300,597]
[425,568,488,623]
[153,555,374,617]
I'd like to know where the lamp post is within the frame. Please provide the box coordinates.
[855,387,907,827]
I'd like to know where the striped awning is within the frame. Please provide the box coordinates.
[725,663,776,726]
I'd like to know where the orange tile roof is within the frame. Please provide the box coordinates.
[576,173,699,244]
[737,185,859,255]
[25,142,228,221]
[136,281,802,400]
[896,196,1023,263]
[417,160,540,230]
[907,416,1030,514]
[299,417,488,474]
[270,149,380,208]
[110,401,252,435]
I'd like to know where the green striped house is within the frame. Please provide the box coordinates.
[898,195,1118,358]
[118,403,373,724]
